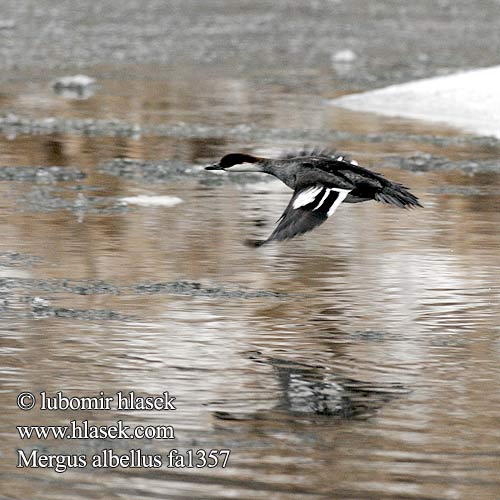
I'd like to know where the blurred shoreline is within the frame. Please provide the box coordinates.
[2,0,500,90]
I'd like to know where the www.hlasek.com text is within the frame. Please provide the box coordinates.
[17,419,174,440]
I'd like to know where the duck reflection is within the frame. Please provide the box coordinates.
[216,352,407,421]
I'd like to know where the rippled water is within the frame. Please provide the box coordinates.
[1,67,500,499]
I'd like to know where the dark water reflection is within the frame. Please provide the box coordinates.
[1,68,500,499]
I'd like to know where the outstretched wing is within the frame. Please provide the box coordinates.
[253,184,351,246]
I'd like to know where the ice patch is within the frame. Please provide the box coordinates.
[53,75,96,89]
[120,195,183,207]
[52,75,97,99]
[332,49,357,63]
[331,65,500,139]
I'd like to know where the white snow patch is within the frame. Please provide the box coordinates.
[332,49,357,63]
[53,75,96,89]
[52,75,97,99]
[120,195,183,207]
[331,65,500,138]
[0,19,16,30]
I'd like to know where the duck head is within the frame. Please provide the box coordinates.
[206,153,265,172]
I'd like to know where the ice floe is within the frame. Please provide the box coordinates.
[332,65,500,139]
[120,195,183,207]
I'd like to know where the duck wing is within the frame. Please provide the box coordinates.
[311,159,422,208]
[252,184,351,246]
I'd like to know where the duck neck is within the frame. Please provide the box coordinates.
[261,160,296,189]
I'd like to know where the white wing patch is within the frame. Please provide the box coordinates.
[332,154,359,166]
[293,185,323,209]
[293,185,351,216]
[327,188,350,216]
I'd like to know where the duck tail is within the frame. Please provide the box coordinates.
[375,183,423,209]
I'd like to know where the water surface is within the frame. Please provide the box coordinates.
[1,67,499,499]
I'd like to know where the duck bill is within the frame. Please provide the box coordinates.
[205,164,223,170]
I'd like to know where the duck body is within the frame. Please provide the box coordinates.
[206,151,422,245]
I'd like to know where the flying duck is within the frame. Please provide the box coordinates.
[206,150,422,246]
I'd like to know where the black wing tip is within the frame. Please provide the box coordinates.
[407,198,424,209]
[244,238,267,248]
[375,188,423,209]
[245,233,296,247]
